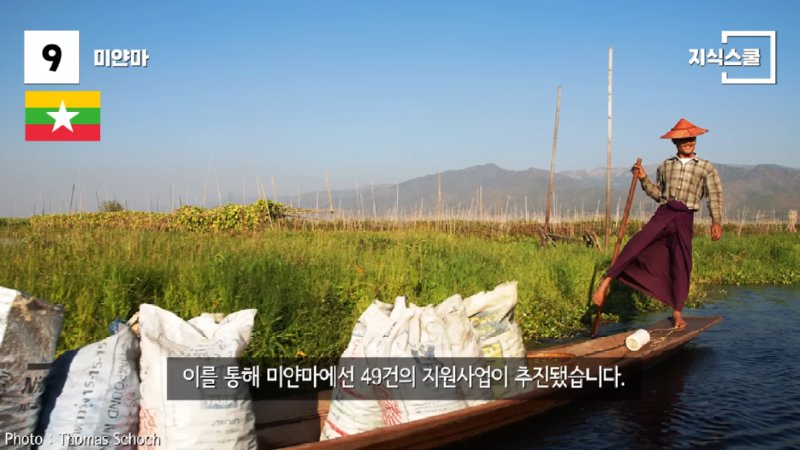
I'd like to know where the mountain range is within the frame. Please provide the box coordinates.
[285,163,800,222]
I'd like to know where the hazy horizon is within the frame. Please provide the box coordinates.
[5,160,796,218]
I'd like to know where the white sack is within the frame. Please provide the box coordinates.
[464,282,526,359]
[464,282,527,399]
[320,300,393,440]
[379,297,470,425]
[36,325,140,450]
[137,304,257,450]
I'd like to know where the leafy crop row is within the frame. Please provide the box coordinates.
[28,199,293,232]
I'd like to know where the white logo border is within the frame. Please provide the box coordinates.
[721,30,776,85]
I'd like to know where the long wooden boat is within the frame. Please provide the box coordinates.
[254,316,722,450]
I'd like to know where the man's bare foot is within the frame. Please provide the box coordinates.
[592,277,612,307]
[672,310,687,329]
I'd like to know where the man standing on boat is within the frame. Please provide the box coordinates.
[592,118,723,329]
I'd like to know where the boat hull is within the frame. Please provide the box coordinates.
[255,316,722,449]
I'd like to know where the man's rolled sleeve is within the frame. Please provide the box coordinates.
[641,164,664,202]
[704,165,723,224]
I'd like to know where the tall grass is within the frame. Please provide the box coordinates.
[0,223,797,360]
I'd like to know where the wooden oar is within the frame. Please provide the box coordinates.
[591,158,642,337]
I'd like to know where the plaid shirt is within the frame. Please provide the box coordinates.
[640,156,723,224]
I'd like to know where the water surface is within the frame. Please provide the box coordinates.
[447,286,800,450]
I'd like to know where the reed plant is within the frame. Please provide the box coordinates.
[1,219,797,360]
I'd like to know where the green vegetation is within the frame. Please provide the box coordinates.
[1,210,798,361]
[0,217,30,227]
[693,234,800,285]
[99,199,126,212]
[28,199,293,232]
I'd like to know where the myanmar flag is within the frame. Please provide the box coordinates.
[25,91,101,141]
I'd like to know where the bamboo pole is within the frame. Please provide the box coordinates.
[203,157,212,208]
[543,85,562,246]
[69,184,75,213]
[525,195,529,221]
[371,179,377,218]
[325,175,334,216]
[355,182,359,217]
[479,185,483,219]
[605,47,613,250]
[437,172,443,222]
[592,158,641,337]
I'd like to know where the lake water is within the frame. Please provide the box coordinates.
[448,286,800,450]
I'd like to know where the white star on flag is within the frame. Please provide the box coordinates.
[46,101,80,133]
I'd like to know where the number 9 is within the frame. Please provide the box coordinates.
[43,44,61,72]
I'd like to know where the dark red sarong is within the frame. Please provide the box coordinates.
[605,199,694,311]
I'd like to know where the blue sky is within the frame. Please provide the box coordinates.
[1,1,797,216]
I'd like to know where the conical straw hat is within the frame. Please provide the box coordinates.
[660,118,708,139]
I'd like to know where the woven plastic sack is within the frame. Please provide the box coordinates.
[35,325,140,449]
[320,300,394,440]
[0,287,64,450]
[464,282,526,398]
[137,304,257,450]
[378,296,472,425]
